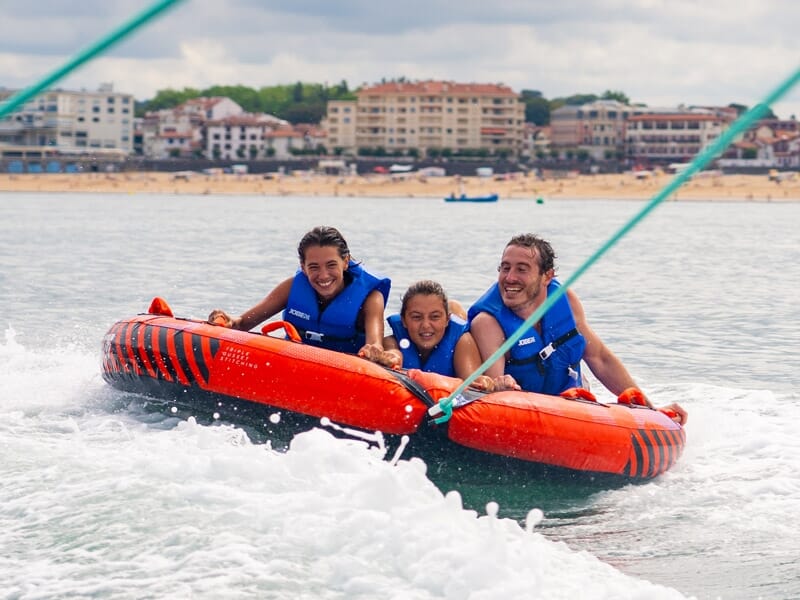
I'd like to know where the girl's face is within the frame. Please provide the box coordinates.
[301,245,348,300]
[401,294,448,355]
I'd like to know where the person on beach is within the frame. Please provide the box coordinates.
[468,233,688,424]
[360,280,518,393]
[208,225,391,356]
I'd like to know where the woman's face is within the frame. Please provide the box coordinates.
[401,293,448,355]
[301,245,348,300]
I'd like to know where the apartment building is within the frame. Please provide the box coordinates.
[262,124,327,159]
[205,115,275,160]
[324,80,526,157]
[325,100,357,152]
[625,111,731,163]
[0,84,134,155]
[549,100,643,160]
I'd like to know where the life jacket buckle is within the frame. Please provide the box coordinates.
[538,343,555,361]
[305,331,324,342]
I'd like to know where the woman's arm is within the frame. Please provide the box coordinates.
[208,276,294,331]
[361,289,388,347]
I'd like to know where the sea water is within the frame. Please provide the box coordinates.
[1,192,798,599]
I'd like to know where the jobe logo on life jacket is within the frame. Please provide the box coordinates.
[517,336,537,346]
[288,308,311,321]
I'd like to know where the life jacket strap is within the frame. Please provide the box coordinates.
[508,328,579,371]
[299,328,356,344]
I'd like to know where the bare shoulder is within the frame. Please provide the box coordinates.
[470,310,498,329]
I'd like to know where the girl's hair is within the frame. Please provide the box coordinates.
[297,226,351,262]
[506,233,557,274]
[401,280,448,316]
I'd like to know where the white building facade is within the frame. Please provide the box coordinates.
[0,84,135,155]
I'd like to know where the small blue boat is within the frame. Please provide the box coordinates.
[444,193,498,203]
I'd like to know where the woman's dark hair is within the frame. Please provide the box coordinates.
[506,233,556,274]
[401,280,448,316]
[297,226,350,263]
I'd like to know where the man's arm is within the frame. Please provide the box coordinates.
[566,289,640,397]
[469,312,508,379]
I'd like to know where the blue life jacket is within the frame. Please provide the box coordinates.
[283,262,390,353]
[387,313,467,377]
[468,280,585,394]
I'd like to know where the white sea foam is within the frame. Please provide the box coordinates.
[0,344,692,599]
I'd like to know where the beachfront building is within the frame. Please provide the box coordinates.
[324,100,357,154]
[262,124,328,160]
[522,124,552,159]
[625,109,733,164]
[0,84,134,156]
[138,109,204,159]
[549,100,641,161]
[137,96,291,160]
[206,115,276,160]
[138,96,247,159]
[324,80,526,158]
[719,119,800,169]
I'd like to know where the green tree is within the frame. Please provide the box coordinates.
[283,102,325,123]
[601,90,630,104]
[526,97,551,125]
[204,85,261,111]
[729,103,748,115]
[557,93,599,106]
[292,81,304,103]
[729,102,776,119]
[138,87,200,116]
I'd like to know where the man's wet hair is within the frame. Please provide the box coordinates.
[506,233,556,273]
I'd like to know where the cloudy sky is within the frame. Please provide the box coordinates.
[1,0,798,118]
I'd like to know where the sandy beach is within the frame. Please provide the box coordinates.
[1,171,798,201]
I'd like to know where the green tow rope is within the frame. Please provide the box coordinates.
[429,64,800,424]
[0,0,186,120]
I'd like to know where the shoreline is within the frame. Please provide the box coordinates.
[1,171,799,202]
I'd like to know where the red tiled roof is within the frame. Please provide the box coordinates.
[206,116,266,126]
[264,128,303,139]
[627,114,719,122]
[360,80,518,97]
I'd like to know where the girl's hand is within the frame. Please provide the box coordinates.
[358,344,402,369]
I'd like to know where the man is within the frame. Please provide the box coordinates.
[468,233,687,424]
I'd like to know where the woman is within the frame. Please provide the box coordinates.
[360,280,518,392]
[208,226,390,356]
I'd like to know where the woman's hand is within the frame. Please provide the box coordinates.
[358,343,402,369]
[208,309,235,328]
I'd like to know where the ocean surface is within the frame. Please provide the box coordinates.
[1,191,799,600]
